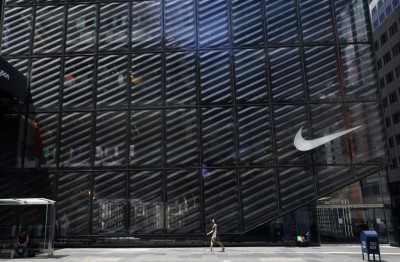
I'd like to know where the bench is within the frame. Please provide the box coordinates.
[0,243,15,259]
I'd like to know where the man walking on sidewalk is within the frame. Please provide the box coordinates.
[207,218,225,252]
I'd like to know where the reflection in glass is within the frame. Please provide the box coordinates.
[66,4,96,53]
[99,3,129,51]
[30,58,62,110]
[166,109,198,167]
[266,0,299,44]
[199,51,232,104]
[97,55,128,108]
[56,173,90,236]
[94,111,127,167]
[130,110,162,167]
[60,112,92,167]
[166,52,197,105]
[300,0,334,43]
[129,171,163,234]
[93,172,127,234]
[63,56,94,109]
[201,107,236,166]
[33,5,64,54]
[165,0,195,48]
[1,7,33,56]
[131,53,162,106]
[132,1,162,49]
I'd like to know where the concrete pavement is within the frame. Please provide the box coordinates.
[1,245,400,261]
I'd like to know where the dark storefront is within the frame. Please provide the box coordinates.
[0,0,397,246]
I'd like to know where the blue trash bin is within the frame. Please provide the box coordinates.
[360,230,381,261]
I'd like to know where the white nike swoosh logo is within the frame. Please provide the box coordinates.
[294,125,363,151]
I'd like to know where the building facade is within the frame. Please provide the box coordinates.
[369,0,400,246]
[0,0,396,246]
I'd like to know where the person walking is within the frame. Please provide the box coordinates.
[207,218,225,252]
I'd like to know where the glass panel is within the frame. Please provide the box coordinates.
[300,0,335,43]
[93,171,127,234]
[204,169,240,233]
[99,3,129,51]
[132,1,162,50]
[165,52,197,105]
[347,102,388,164]
[0,114,23,169]
[237,107,273,165]
[166,109,199,167]
[97,55,128,108]
[201,107,236,166]
[24,113,58,168]
[165,0,195,48]
[33,5,64,54]
[240,168,278,231]
[59,112,92,167]
[266,0,299,44]
[63,56,94,109]
[129,171,163,233]
[5,58,29,77]
[269,47,305,102]
[199,51,232,104]
[166,170,201,233]
[198,0,229,48]
[232,0,264,47]
[334,0,370,42]
[30,57,62,110]
[66,4,96,53]
[95,111,127,167]
[273,105,311,165]
[278,167,315,212]
[316,165,352,195]
[304,46,341,101]
[130,110,162,167]
[131,53,162,106]
[340,45,379,100]
[309,103,351,165]
[5,0,33,4]
[56,172,91,236]
[1,7,33,56]
[22,171,55,199]
[234,49,268,103]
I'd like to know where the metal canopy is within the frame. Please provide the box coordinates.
[0,198,55,206]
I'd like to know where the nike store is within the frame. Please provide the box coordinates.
[0,0,398,246]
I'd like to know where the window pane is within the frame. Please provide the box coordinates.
[60,112,92,167]
[198,0,229,48]
[166,170,201,233]
[300,0,334,43]
[95,111,127,167]
[131,53,162,106]
[237,107,273,165]
[34,5,64,54]
[30,57,62,110]
[1,7,33,56]
[99,3,129,51]
[232,0,264,47]
[56,172,91,236]
[132,1,162,50]
[269,47,305,101]
[130,110,162,167]
[166,109,198,167]
[165,0,195,48]
[63,56,94,109]
[165,52,197,105]
[97,55,128,108]
[304,46,340,101]
[204,169,240,233]
[93,171,127,234]
[266,0,299,44]
[316,166,352,195]
[129,171,163,233]
[234,49,268,103]
[201,107,236,166]
[66,4,96,53]
[199,51,232,104]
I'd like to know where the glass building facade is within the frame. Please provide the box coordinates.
[0,0,396,246]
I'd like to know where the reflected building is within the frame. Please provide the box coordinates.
[0,0,397,246]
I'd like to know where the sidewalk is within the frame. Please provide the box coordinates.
[1,245,400,261]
